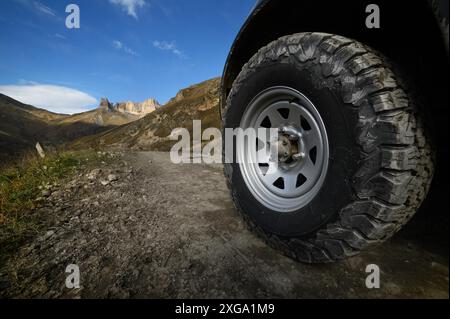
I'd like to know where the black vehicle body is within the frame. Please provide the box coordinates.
[221,0,448,132]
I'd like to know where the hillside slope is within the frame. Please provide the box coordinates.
[73,78,221,151]
[0,94,68,161]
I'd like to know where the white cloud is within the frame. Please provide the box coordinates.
[112,40,138,56]
[0,83,97,115]
[110,0,146,19]
[152,40,186,58]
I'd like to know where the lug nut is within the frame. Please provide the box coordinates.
[292,152,306,160]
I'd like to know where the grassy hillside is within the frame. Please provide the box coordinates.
[73,77,222,152]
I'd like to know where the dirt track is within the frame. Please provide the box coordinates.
[0,152,448,298]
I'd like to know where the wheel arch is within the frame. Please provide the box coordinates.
[221,0,448,123]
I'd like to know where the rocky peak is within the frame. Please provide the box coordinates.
[99,98,112,110]
[141,98,160,110]
[98,97,161,117]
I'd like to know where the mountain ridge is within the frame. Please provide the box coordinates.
[72,77,221,152]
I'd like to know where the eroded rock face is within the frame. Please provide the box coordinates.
[115,99,160,115]
[99,98,161,117]
[140,98,161,111]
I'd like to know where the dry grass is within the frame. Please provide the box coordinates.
[0,149,99,256]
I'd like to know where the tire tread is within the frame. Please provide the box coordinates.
[222,32,434,263]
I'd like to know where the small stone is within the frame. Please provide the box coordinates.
[42,190,51,197]
[45,230,55,238]
[108,174,118,182]
[51,190,61,198]
[100,180,110,186]
[87,169,101,180]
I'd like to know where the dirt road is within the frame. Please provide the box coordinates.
[0,152,448,298]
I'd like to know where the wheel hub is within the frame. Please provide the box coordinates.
[276,135,295,163]
[276,125,305,165]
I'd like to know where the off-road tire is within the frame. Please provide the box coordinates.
[222,32,434,263]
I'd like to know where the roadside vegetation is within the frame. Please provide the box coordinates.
[0,149,100,258]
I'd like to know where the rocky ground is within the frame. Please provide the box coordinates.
[0,151,448,298]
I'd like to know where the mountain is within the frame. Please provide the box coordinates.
[1,76,218,163]
[0,94,161,163]
[51,97,161,141]
[57,97,161,127]
[72,78,221,152]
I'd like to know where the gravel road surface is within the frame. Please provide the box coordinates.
[0,152,448,298]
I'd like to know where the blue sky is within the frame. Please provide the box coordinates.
[0,0,255,114]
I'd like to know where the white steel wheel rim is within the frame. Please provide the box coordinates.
[237,86,329,213]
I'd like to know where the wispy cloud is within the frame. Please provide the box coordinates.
[112,40,138,56]
[152,40,186,58]
[33,1,56,16]
[124,47,138,56]
[14,0,57,17]
[109,0,146,19]
[152,0,172,17]
[53,33,66,40]
[0,83,97,115]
